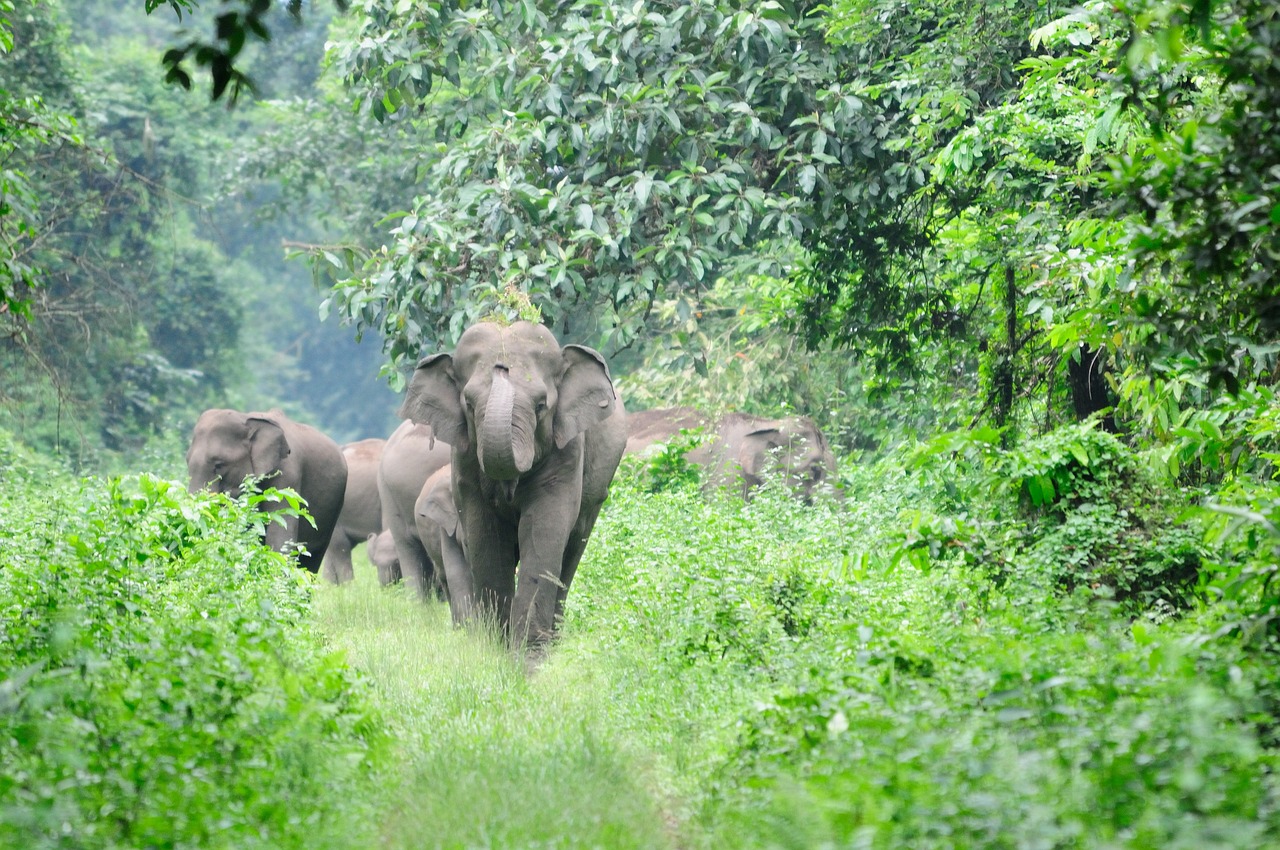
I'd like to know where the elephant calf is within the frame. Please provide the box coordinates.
[365,529,402,586]
[186,408,347,573]
[321,437,386,584]
[414,464,474,625]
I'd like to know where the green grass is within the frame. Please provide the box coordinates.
[315,473,1280,849]
[315,566,677,849]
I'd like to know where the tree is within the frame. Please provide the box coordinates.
[147,0,348,101]
[1106,0,1280,391]
[314,0,846,377]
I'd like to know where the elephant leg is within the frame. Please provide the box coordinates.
[461,506,518,635]
[395,535,434,600]
[298,538,330,575]
[321,527,356,584]
[439,532,474,626]
[513,510,577,648]
[263,511,301,559]
[554,503,605,625]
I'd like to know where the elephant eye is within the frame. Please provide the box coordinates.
[535,400,548,414]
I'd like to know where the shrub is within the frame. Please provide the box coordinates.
[0,472,384,850]
[902,422,1208,613]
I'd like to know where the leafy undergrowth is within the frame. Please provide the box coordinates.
[565,465,1280,849]
[3,422,1279,849]
[0,446,384,850]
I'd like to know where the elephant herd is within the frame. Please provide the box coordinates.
[186,321,839,651]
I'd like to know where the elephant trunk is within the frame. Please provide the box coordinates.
[479,366,535,480]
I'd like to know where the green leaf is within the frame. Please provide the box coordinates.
[634,172,653,206]
[1068,443,1090,468]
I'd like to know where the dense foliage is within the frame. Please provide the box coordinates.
[2,1,1280,845]
[0,431,383,848]
[566,452,1280,848]
[0,0,397,468]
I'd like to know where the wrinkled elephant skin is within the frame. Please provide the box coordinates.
[186,408,347,573]
[401,321,626,649]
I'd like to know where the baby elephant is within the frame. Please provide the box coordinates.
[186,408,347,573]
[414,465,474,625]
[365,529,402,586]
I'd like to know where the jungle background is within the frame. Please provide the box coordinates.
[3,1,1280,848]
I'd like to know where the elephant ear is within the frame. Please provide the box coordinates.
[554,344,617,449]
[420,483,459,538]
[246,416,290,475]
[740,428,784,478]
[400,353,469,452]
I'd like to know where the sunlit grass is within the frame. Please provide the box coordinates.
[314,555,677,850]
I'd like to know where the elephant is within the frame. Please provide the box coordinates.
[414,464,474,626]
[624,408,839,503]
[365,529,402,586]
[186,408,347,573]
[400,320,626,649]
[320,437,386,585]
[705,412,840,503]
[376,419,452,599]
[623,405,709,456]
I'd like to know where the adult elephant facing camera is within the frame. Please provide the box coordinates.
[186,408,347,574]
[401,321,625,649]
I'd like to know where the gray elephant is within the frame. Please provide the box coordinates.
[623,406,709,456]
[414,464,474,625]
[625,408,839,503]
[321,437,386,585]
[376,419,452,599]
[401,320,626,649]
[186,408,347,573]
[707,413,840,503]
[365,528,402,586]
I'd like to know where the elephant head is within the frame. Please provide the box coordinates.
[186,408,289,497]
[365,529,402,586]
[737,416,838,504]
[400,322,616,483]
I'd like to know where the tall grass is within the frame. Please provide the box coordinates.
[315,569,676,849]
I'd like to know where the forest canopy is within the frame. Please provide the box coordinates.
[1,0,1278,459]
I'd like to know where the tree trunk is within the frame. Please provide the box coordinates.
[1068,344,1117,432]
[994,265,1017,447]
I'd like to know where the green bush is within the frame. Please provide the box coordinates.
[573,461,1280,849]
[0,471,384,850]
[901,422,1208,613]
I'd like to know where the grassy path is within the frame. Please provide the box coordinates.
[314,562,681,850]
